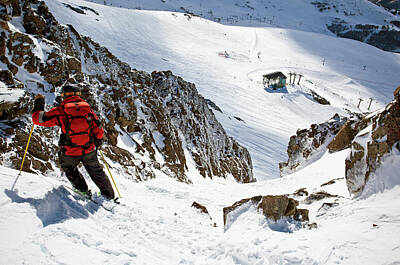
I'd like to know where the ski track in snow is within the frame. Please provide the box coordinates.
[1,147,400,265]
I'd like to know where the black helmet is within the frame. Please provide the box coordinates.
[61,84,81,98]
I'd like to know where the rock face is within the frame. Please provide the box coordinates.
[368,0,400,12]
[327,113,368,153]
[345,89,400,196]
[327,22,400,52]
[0,0,254,184]
[223,195,309,229]
[279,114,347,176]
[304,191,338,204]
[310,1,400,52]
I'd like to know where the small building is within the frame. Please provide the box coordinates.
[262,72,287,89]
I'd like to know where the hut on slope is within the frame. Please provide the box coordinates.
[263,72,287,89]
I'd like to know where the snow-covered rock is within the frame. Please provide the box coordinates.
[279,113,348,177]
[223,195,309,232]
[345,88,400,196]
[327,21,400,52]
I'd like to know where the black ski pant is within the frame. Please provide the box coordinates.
[59,149,115,199]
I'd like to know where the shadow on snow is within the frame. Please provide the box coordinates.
[4,186,100,227]
[264,87,289,94]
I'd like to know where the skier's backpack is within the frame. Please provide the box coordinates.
[62,101,94,149]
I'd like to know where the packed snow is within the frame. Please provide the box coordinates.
[1,149,400,264]
[1,0,400,264]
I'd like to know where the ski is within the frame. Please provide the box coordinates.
[90,193,120,212]
[64,185,120,212]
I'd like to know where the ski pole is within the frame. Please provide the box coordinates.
[12,124,35,190]
[99,149,121,198]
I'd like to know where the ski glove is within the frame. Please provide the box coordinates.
[94,138,103,148]
[33,94,45,113]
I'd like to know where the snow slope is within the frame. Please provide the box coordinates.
[46,0,400,180]
[1,148,400,264]
[85,0,397,33]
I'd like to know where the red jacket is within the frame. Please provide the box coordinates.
[32,96,103,156]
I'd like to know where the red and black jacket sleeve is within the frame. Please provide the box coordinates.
[32,107,61,127]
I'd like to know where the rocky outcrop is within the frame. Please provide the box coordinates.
[191,201,216,227]
[327,113,368,153]
[192,201,210,215]
[368,0,400,13]
[223,195,309,230]
[279,114,347,176]
[0,0,254,184]
[304,191,339,204]
[327,22,400,52]
[345,88,400,196]
[310,89,330,105]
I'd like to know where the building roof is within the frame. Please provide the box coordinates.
[262,71,287,80]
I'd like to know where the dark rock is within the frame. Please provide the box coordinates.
[42,52,65,84]
[24,55,41,73]
[328,120,358,152]
[11,155,33,173]
[234,116,245,122]
[328,22,400,52]
[223,195,309,228]
[23,9,46,35]
[0,20,9,30]
[318,202,339,212]
[368,0,400,10]
[7,62,18,75]
[8,0,21,17]
[321,178,343,187]
[63,3,85,15]
[0,70,14,85]
[191,201,209,214]
[258,195,298,221]
[394,86,400,101]
[66,57,81,72]
[8,31,34,69]
[321,180,336,187]
[0,32,6,56]
[0,96,29,121]
[293,187,309,197]
[304,222,318,229]
[205,99,223,113]
[304,191,338,204]
[310,89,330,105]
[295,208,309,222]
[391,21,400,28]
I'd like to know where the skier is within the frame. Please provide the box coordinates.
[32,85,115,200]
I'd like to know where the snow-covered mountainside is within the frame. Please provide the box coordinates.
[0,0,253,183]
[85,0,400,52]
[1,0,400,264]
[47,0,400,179]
